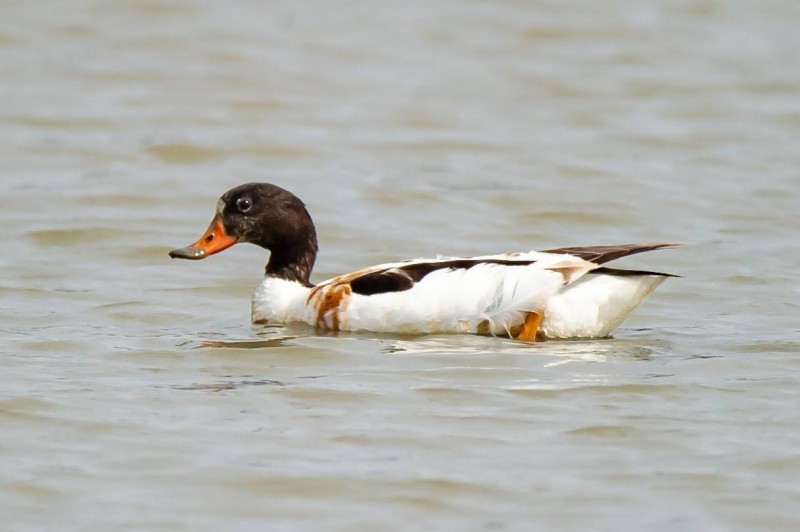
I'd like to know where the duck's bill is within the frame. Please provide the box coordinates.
[169,215,237,260]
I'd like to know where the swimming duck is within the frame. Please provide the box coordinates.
[169,183,678,340]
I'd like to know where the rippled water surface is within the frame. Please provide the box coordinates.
[2,1,800,530]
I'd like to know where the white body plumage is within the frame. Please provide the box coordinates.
[251,251,668,339]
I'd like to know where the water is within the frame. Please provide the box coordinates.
[2,0,800,530]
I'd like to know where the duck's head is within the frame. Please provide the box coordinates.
[169,183,318,282]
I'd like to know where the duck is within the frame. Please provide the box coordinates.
[169,183,679,341]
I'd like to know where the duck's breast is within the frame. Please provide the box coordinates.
[251,277,313,324]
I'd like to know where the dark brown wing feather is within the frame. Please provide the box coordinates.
[591,266,681,278]
[349,269,415,295]
[541,242,681,265]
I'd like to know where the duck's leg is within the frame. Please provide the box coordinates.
[516,311,544,342]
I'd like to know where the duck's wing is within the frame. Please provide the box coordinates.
[313,243,682,297]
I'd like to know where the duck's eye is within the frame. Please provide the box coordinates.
[236,197,252,213]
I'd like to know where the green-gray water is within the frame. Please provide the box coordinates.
[2,1,799,530]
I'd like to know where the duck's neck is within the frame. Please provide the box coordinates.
[265,235,318,287]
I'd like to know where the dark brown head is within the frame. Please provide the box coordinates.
[169,183,318,284]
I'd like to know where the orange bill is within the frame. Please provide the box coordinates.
[169,214,237,260]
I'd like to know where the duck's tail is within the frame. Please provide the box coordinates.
[539,268,675,339]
